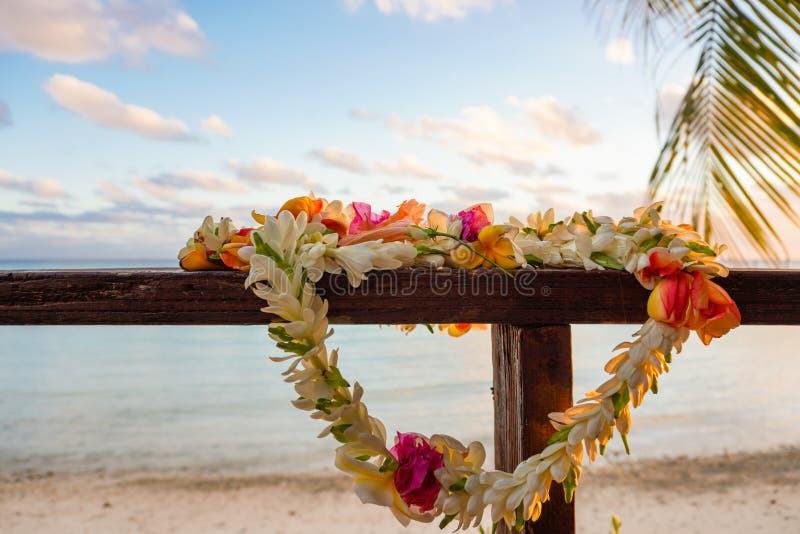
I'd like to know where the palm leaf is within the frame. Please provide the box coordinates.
[592,0,800,263]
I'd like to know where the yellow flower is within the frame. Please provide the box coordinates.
[474,224,519,269]
[178,240,219,271]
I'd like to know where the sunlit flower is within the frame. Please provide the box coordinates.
[350,202,391,234]
[390,433,444,513]
[339,200,426,246]
[687,271,741,344]
[442,323,473,337]
[178,240,219,270]
[430,435,487,529]
[219,228,253,270]
[280,195,324,218]
[319,199,351,237]
[474,224,521,269]
[647,272,692,328]
[328,240,417,286]
[457,204,492,242]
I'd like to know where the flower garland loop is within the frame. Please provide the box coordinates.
[180,196,741,531]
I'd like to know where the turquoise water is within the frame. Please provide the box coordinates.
[2,261,799,476]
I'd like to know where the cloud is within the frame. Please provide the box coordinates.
[200,115,233,137]
[97,179,137,205]
[136,170,246,199]
[362,106,545,175]
[587,189,648,216]
[347,0,501,21]
[605,37,635,65]
[0,168,69,198]
[349,108,380,121]
[511,96,601,146]
[309,148,367,174]
[45,74,195,141]
[375,154,441,179]
[0,0,207,63]
[0,100,11,127]
[227,158,309,185]
[456,185,509,201]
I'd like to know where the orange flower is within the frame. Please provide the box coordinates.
[218,229,253,271]
[321,217,349,238]
[686,271,741,345]
[640,248,684,286]
[280,196,324,218]
[179,242,220,271]
[338,200,425,246]
[219,243,249,270]
[647,272,692,328]
[252,198,347,236]
[441,323,488,337]
[473,224,518,269]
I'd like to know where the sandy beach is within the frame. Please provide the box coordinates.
[2,447,798,533]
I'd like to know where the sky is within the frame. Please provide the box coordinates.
[0,0,796,262]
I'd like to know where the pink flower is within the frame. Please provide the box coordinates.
[349,202,391,235]
[390,432,444,512]
[457,205,491,242]
[339,200,425,246]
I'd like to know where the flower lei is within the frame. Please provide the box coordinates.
[180,196,741,531]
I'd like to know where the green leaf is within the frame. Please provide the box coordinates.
[492,522,499,534]
[354,455,371,461]
[687,241,717,257]
[639,234,662,252]
[439,514,457,529]
[650,375,659,395]
[546,221,563,234]
[252,232,291,271]
[276,340,313,355]
[449,478,467,492]
[664,352,672,364]
[330,423,352,443]
[514,504,525,531]
[590,252,625,270]
[315,398,333,415]
[415,244,449,256]
[563,465,578,503]
[324,366,350,388]
[268,326,294,342]
[582,211,599,234]
[379,456,398,473]
[423,323,435,334]
[611,385,630,419]
[621,433,631,455]
[612,515,622,534]
[524,253,543,265]
[547,425,573,445]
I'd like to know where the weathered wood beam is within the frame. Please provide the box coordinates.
[1,268,797,325]
[492,324,575,534]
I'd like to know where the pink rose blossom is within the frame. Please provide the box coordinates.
[390,432,444,512]
[458,205,490,242]
[349,202,391,235]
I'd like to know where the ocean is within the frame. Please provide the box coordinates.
[1,261,799,477]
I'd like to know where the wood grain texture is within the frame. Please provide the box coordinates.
[1,268,798,325]
[492,324,574,534]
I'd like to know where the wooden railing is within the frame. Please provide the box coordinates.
[2,268,799,533]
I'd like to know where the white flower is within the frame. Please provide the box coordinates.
[328,241,417,286]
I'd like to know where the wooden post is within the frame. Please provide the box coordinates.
[492,324,575,534]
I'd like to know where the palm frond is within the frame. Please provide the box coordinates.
[592,0,800,263]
